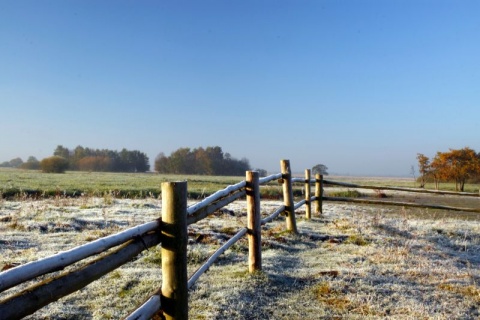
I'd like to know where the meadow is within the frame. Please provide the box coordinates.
[0,168,244,199]
[1,169,479,319]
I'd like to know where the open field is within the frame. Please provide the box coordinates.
[2,168,479,201]
[0,168,244,199]
[1,187,480,319]
[1,171,480,319]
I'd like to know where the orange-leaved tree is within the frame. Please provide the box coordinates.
[430,147,480,191]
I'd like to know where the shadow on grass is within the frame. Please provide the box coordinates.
[209,230,343,320]
[375,221,480,268]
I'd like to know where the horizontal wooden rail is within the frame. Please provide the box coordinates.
[187,181,246,216]
[291,177,319,185]
[261,206,285,225]
[187,173,284,223]
[187,190,246,225]
[124,295,161,320]
[188,228,248,289]
[323,180,479,197]
[324,196,480,213]
[0,220,160,293]
[259,173,283,185]
[294,199,306,210]
[0,231,161,320]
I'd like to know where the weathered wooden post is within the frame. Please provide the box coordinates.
[305,169,312,220]
[280,160,298,234]
[161,181,188,320]
[315,174,323,215]
[246,171,261,272]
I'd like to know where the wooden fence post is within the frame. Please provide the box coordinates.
[315,174,323,215]
[305,169,312,220]
[280,160,298,234]
[246,171,261,272]
[161,182,188,320]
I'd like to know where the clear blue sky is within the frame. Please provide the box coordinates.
[1,1,479,176]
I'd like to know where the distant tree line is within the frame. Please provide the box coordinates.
[155,146,252,176]
[2,145,259,175]
[1,146,150,173]
[53,145,150,172]
[0,156,40,170]
[417,147,480,191]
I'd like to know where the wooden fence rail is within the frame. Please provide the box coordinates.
[0,220,160,292]
[323,179,480,197]
[1,160,477,320]
[0,231,161,320]
[324,196,480,213]
[322,179,480,213]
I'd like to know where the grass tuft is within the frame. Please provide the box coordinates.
[438,283,480,302]
[344,234,370,246]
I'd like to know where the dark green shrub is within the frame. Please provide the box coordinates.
[40,156,69,173]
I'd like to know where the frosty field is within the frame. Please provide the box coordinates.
[1,191,479,319]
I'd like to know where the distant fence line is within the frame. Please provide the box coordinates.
[322,179,480,213]
[1,160,479,320]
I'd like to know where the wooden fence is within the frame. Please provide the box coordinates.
[322,179,480,213]
[1,159,479,319]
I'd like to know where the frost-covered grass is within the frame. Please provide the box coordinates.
[189,203,480,319]
[1,194,480,319]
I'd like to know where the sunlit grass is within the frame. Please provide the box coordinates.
[0,168,244,198]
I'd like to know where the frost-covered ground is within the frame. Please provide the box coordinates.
[1,196,480,319]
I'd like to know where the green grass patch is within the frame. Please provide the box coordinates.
[344,234,370,246]
[0,168,244,199]
[328,189,363,198]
